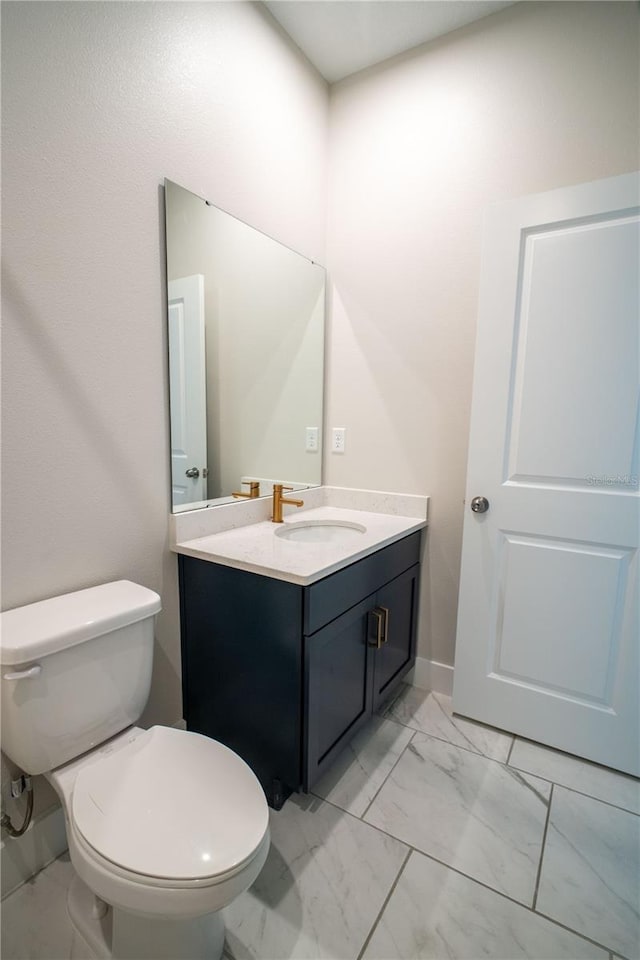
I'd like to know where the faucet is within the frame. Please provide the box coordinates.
[272,484,304,523]
[232,480,260,500]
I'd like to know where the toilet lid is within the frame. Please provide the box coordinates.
[72,726,269,881]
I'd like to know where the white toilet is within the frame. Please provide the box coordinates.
[0,581,270,960]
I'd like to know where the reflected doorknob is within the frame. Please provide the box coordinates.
[470,496,490,514]
[185,467,200,479]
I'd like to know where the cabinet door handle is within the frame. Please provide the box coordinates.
[379,606,389,646]
[370,606,389,649]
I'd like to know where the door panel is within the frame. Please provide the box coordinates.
[372,565,420,712]
[507,216,638,486]
[491,534,631,705]
[305,596,374,789]
[454,173,640,775]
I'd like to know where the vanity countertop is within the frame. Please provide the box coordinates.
[172,491,428,585]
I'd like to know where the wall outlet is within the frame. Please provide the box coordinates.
[332,427,346,453]
[305,426,319,452]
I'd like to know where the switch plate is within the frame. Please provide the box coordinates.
[332,427,346,454]
[305,426,319,452]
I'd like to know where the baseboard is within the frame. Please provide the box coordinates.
[408,657,454,697]
[1,804,67,900]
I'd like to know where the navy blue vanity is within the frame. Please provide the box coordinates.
[179,530,421,809]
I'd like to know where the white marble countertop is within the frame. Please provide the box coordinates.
[171,489,428,585]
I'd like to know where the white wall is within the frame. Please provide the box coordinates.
[325,1,639,667]
[1,0,327,824]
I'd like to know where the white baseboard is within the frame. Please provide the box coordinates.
[1,803,68,900]
[407,657,454,697]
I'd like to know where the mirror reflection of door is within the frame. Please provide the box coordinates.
[168,275,207,506]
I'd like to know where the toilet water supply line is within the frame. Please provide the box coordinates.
[1,774,34,837]
[1,664,40,836]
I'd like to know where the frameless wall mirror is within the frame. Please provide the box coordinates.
[165,179,325,512]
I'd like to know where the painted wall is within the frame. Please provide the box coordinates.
[325,1,639,668]
[1,0,328,825]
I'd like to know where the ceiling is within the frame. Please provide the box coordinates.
[263,1,517,84]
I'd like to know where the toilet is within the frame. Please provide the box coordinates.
[0,581,270,960]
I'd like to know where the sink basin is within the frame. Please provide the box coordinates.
[275,519,367,544]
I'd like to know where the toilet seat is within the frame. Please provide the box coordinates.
[68,812,271,920]
[72,726,269,883]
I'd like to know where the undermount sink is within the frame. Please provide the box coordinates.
[275,519,367,544]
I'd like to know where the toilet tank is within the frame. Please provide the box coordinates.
[0,581,161,775]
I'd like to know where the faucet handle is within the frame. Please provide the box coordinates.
[232,480,260,499]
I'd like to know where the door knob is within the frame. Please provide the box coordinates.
[470,496,490,514]
[185,467,200,479]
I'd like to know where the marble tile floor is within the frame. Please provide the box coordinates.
[2,685,639,960]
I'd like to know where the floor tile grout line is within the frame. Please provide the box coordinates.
[309,724,414,819]
[365,691,516,771]
[392,726,548,786]
[534,907,633,960]
[532,782,553,912]
[316,760,639,823]
[359,731,418,822]
[388,692,516,760]
[513,733,640,782]
[407,686,640,790]
[316,801,620,960]
[307,787,410,838]
[383,716,517,767]
[356,847,413,960]
[505,767,640,818]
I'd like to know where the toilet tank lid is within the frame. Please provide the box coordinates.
[0,581,161,665]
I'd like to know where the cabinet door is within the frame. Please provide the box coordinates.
[304,595,375,790]
[371,564,420,713]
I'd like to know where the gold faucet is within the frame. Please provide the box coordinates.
[232,480,260,500]
[272,484,304,523]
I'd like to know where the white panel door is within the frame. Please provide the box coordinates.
[453,173,640,776]
[168,275,207,506]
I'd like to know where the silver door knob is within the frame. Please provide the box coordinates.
[470,496,489,513]
[185,467,200,479]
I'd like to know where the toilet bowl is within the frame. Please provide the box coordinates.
[0,581,270,960]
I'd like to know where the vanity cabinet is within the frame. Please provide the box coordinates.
[179,531,421,808]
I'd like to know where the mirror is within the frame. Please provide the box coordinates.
[165,179,325,512]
